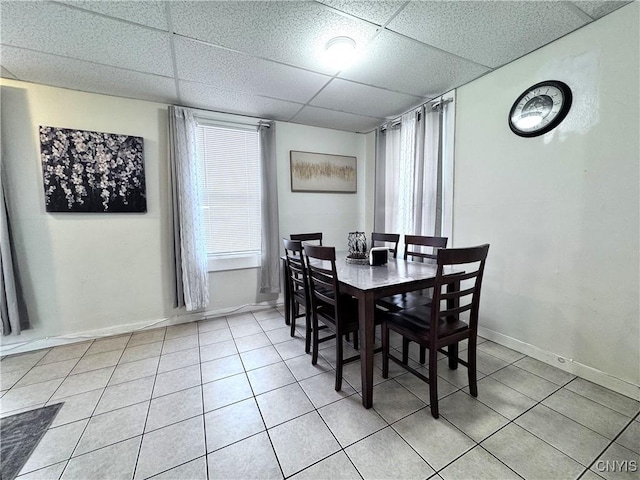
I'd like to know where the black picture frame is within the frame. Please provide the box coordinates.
[40,126,147,213]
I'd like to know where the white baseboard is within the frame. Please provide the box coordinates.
[0,299,285,356]
[478,326,640,401]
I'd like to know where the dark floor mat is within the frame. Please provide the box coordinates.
[0,403,63,480]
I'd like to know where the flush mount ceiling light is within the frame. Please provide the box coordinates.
[324,36,357,70]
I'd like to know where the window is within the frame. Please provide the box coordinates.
[195,119,261,271]
[375,92,455,245]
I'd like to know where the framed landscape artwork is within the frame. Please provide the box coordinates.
[40,126,146,213]
[290,150,357,193]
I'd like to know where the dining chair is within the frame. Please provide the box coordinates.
[283,233,321,328]
[290,232,323,245]
[380,243,490,418]
[370,232,400,258]
[303,243,360,391]
[404,234,448,260]
[282,239,312,353]
[377,235,449,317]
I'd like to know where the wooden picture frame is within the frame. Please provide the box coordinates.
[290,150,357,193]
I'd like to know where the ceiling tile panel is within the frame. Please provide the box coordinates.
[571,1,631,20]
[1,46,178,104]
[1,66,17,79]
[179,81,304,121]
[174,37,330,104]
[388,1,588,68]
[340,30,490,97]
[0,1,173,76]
[310,78,422,119]
[169,0,379,74]
[291,105,385,133]
[317,0,407,26]
[59,0,169,30]
[1,0,629,134]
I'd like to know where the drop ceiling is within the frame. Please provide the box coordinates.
[0,0,631,133]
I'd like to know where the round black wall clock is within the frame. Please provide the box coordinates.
[508,80,572,137]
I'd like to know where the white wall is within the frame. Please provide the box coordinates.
[453,3,639,395]
[0,79,371,353]
[276,122,373,250]
[0,81,180,352]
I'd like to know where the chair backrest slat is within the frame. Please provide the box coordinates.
[439,304,473,318]
[440,286,476,301]
[371,232,400,258]
[290,232,323,245]
[438,243,488,264]
[404,235,448,260]
[443,270,480,283]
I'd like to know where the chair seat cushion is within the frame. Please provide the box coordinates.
[292,289,307,305]
[381,305,468,339]
[316,294,359,332]
[377,291,432,312]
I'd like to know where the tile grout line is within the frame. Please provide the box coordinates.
[55,337,133,479]
[264,315,366,478]
[251,311,288,479]
[196,319,210,480]
[129,326,166,480]
[579,413,640,479]
[430,354,528,480]
[474,375,606,477]
[29,342,101,476]
[4,309,639,480]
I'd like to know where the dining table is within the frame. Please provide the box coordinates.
[283,250,459,409]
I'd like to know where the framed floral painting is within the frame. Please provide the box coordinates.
[39,126,146,213]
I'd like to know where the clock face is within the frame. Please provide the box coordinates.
[509,81,572,137]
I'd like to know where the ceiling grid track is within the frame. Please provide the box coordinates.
[0,0,630,133]
[164,2,182,103]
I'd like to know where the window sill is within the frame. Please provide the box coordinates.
[207,253,261,272]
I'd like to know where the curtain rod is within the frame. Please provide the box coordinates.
[429,97,453,110]
[174,104,272,128]
[380,96,453,131]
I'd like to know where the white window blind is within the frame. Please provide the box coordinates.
[195,123,261,259]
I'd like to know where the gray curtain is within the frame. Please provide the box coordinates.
[421,103,444,237]
[0,162,28,335]
[373,126,387,232]
[168,106,209,311]
[412,105,427,235]
[259,122,280,294]
[374,102,448,239]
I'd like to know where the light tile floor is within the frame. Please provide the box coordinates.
[1,307,638,480]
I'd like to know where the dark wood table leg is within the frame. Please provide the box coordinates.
[358,291,375,408]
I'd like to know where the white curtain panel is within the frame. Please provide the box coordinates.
[420,105,442,237]
[383,123,400,233]
[168,106,209,311]
[376,94,455,246]
[412,105,427,236]
[397,111,418,234]
[384,111,419,236]
[373,127,387,232]
[259,122,280,294]
[440,92,456,241]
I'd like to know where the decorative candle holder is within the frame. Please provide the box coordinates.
[346,232,369,264]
